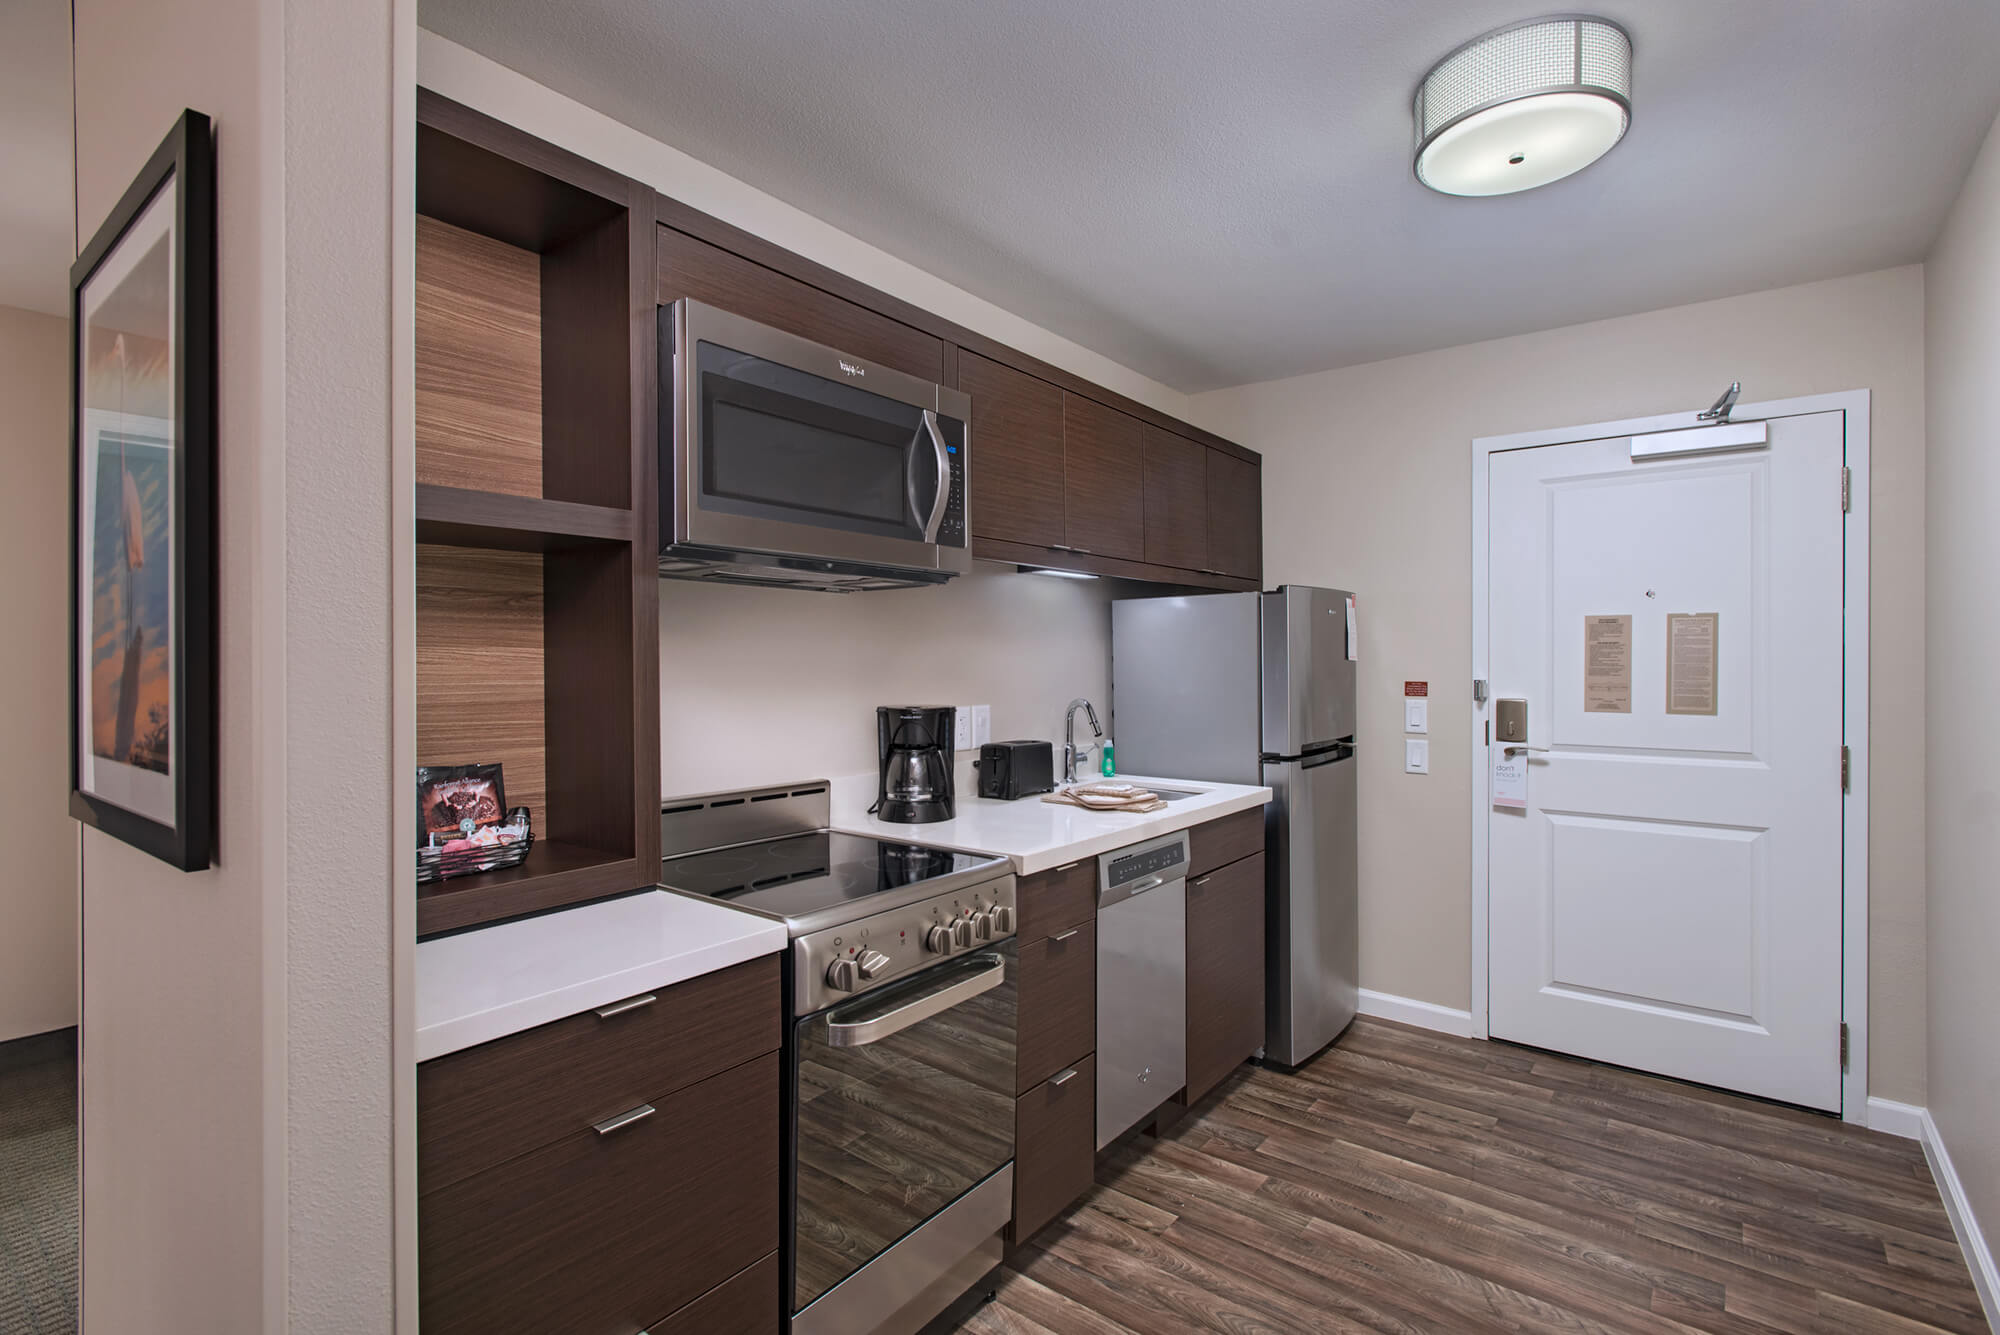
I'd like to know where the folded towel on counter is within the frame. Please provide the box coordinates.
[1042,781,1167,813]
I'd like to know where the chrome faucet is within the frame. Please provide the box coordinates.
[1063,697,1103,784]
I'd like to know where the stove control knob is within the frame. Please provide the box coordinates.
[856,949,891,980]
[924,924,954,954]
[991,905,1015,935]
[971,910,992,941]
[824,957,859,991]
[950,917,973,949]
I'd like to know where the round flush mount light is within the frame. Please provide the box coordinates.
[1414,15,1632,196]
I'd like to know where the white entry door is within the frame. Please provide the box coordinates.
[1487,411,1846,1111]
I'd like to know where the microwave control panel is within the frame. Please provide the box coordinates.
[936,428,967,547]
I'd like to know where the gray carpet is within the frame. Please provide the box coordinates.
[0,1035,77,1335]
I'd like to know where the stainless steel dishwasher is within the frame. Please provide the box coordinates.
[1095,829,1189,1148]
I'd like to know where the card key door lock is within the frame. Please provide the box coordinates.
[1495,698,1549,758]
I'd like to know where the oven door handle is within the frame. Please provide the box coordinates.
[825,955,1006,1048]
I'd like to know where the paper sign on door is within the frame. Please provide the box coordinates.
[1666,612,1720,716]
[1492,749,1528,809]
[1583,614,1632,713]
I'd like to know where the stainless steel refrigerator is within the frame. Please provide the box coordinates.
[1111,586,1358,1067]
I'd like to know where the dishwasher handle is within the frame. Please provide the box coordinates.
[1098,872,1183,911]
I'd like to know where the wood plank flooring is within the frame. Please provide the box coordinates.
[959,1017,1986,1335]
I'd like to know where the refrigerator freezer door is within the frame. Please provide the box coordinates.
[1263,748,1358,1066]
[1112,593,1264,786]
[1261,586,1356,756]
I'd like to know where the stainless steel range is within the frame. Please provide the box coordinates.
[659,782,1018,1335]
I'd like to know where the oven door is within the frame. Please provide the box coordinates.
[667,300,971,575]
[790,943,1017,1323]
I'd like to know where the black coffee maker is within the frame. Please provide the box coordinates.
[874,706,955,824]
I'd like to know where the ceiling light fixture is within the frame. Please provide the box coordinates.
[1414,15,1632,197]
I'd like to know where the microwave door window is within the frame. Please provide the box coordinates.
[698,341,934,542]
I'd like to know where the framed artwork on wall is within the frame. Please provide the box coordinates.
[68,109,216,871]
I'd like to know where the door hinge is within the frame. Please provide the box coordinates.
[1841,745,1851,793]
[1841,467,1852,513]
[1839,1022,1850,1071]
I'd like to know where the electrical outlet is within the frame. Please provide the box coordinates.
[971,705,992,748]
[1405,739,1429,774]
[952,707,975,751]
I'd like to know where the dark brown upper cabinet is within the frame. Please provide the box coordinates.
[960,350,1066,550]
[1061,393,1146,563]
[1142,426,1209,572]
[1206,447,1263,582]
[655,224,945,383]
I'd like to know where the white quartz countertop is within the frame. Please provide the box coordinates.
[416,889,786,1062]
[829,773,1271,875]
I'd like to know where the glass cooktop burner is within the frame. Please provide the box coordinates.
[660,830,1002,921]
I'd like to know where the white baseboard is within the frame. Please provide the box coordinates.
[1866,1097,1927,1140]
[1916,1107,2000,1332]
[1356,988,1476,1039]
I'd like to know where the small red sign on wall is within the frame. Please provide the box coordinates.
[1405,681,1428,697]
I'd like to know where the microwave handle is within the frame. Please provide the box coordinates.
[918,410,952,543]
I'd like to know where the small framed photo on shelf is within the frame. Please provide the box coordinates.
[68,109,216,871]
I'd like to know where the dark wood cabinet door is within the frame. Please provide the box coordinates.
[959,351,1066,549]
[1016,858,1095,944]
[418,954,781,1196]
[1142,426,1209,571]
[649,1253,778,1335]
[656,224,945,382]
[1062,394,1145,562]
[419,1054,780,1335]
[1012,1055,1096,1244]
[1189,808,1266,881]
[1186,853,1266,1106]
[1016,922,1096,1093]
[1206,449,1262,580]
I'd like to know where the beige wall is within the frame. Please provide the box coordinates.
[75,0,398,1329]
[1193,265,1928,1104]
[0,303,77,1043]
[1924,107,2000,1288]
[660,570,1132,797]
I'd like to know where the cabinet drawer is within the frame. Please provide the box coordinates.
[1012,1055,1096,1244]
[1017,922,1095,1092]
[420,1053,780,1335]
[650,1252,778,1335]
[1186,853,1266,1106]
[1017,858,1095,943]
[419,954,780,1196]
[1189,808,1265,880]
[656,224,945,382]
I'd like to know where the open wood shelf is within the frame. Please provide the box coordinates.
[416,484,634,551]
[415,842,650,937]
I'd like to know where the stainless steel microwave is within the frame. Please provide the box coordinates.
[658,299,972,592]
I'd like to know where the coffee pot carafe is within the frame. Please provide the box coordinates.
[874,706,955,824]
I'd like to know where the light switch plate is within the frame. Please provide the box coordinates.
[1404,698,1428,734]
[971,705,991,747]
[1405,739,1429,774]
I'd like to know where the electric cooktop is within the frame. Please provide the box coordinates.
[660,828,1009,930]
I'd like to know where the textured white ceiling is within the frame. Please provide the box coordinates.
[422,0,2000,392]
[0,0,73,316]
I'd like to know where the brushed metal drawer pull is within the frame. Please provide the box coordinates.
[594,993,657,1020]
[1056,861,1080,872]
[1050,1067,1079,1087]
[1052,928,1081,942]
[1193,875,1212,886]
[593,1104,656,1136]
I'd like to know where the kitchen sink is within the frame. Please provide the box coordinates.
[1145,786,1204,802]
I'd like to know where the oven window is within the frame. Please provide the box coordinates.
[791,947,1017,1315]
[698,340,939,542]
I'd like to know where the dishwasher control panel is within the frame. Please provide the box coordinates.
[1099,829,1191,894]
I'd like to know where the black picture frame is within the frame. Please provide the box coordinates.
[68,109,216,871]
